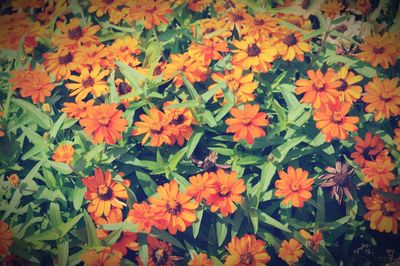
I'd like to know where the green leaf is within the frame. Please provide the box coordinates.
[271,135,307,162]
[115,61,146,93]
[186,130,204,159]
[192,208,203,239]
[21,126,47,148]
[216,217,228,247]
[57,240,69,266]
[376,190,400,203]
[58,213,84,236]
[12,98,52,130]
[84,210,100,247]
[103,229,122,246]
[48,160,72,174]
[168,147,187,171]
[138,233,149,265]
[49,113,67,141]
[71,186,86,211]
[316,187,325,224]
[201,82,226,103]
[179,70,200,99]
[136,171,157,196]
[211,256,224,266]
[108,69,119,103]
[258,210,291,233]
[151,228,185,249]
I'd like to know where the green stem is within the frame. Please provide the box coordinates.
[152,25,167,62]
[3,85,13,119]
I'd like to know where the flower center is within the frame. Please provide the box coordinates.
[379,90,392,102]
[204,27,215,34]
[83,77,95,88]
[373,46,385,54]
[283,33,298,46]
[103,0,114,4]
[152,248,169,265]
[247,43,261,56]
[334,173,347,186]
[254,19,265,26]
[332,111,343,123]
[150,123,162,135]
[337,79,348,91]
[336,24,348,33]
[223,0,235,9]
[361,147,374,160]
[382,202,394,216]
[166,200,182,215]
[219,185,231,197]
[98,185,113,200]
[291,182,300,191]
[312,80,326,91]
[240,253,254,265]
[232,13,244,22]
[227,77,240,91]
[118,82,132,95]
[171,114,185,125]
[145,7,157,13]
[97,114,110,126]
[68,26,83,40]
[58,53,73,64]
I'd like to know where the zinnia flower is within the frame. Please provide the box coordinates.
[225,104,269,144]
[313,101,359,142]
[43,48,80,81]
[357,33,398,69]
[394,121,400,151]
[231,37,277,73]
[295,69,341,109]
[81,248,122,266]
[363,187,400,234]
[0,221,13,256]
[137,236,181,266]
[61,99,95,120]
[361,154,395,189]
[275,30,312,62]
[225,234,271,265]
[148,180,198,235]
[278,238,304,265]
[127,202,165,232]
[88,0,126,24]
[362,77,400,121]
[188,253,213,266]
[52,144,74,165]
[274,166,314,208]
[53,18,100,49]
[125,0,173,29]
[82,168,129,217]
[186,172,217,203]
[206,169,246,217]
[79,103,128,145]
[7,174,20,188]
[299,229,323,252]
[188,38,229,66]
[163,101,195,146]
[66,65,110,101]
[351,132,386,167]
[335,67,363,103]
[106,36,141,68]
[132,108,173,147]
[320,0,344,19]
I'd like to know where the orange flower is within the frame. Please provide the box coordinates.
[275,30,312,62]
[0,221,13,256]
[188,253,213,266]
[224,8,251,35]
[278,239,304,265]
[274,166,314,208]
[61,99,95,120]
[43,48,80,81]
[148,180,198,234]
[82,168,129,217]
[186,172,217,203]
[335,67,363,103]
[115,78,140,105]
[394,121,400,151]
[106,36,141,68]
[231,37,277,73]
[7,174,20,188]
[321,0,344,19]
[137,236,181,266]
[194,18,231,41]
[74,44,109,70]
[128,202,165,232]
[363,187,400,234]
[295,69,341,109]
[88,0,126,24]
[351,132,386,167]
[52,144,74,165]
[241,13,278,41]
[361,154,395,189]
[225,234,271,265]
[66,65,110,101]
[313,101,359,142]
[188,38,229,65]
[125,0,173,29]
[53,18,100,49]
[163,53,208,88]
[132,108,172,147]
[213,0,247,13]
[299,229,323,252]
[206,169,246,216]
[79,103,128,145]
[357,33,397,69]
[362,77,400,121]
[209,67,258,103]
[163,101,195,146]
[225,104,269,144]
[188,0,212,12]
[94,208,139,256]
[81,248,122,266]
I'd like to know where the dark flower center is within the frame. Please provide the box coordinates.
[83,77,95,88]
[204,27,215,34]
[154,65,163,76]
[152,248,169,266]
[331,111,343,124]
[98,185,113,200]
[247,43,261,56]
[171,114,185,126]
[68,27,83,40]
[337,79,348,91]
[254,19,265,26]
[334,173,348,186]
[232,13,244,22]
[58,53,73,64]
[336,24,348,33]
[373,47,385,54]
[118,82,132,95]
[103,0,114,4]
[312,82,326,91]
[218,185,231,197]
[382,203,394,216]
[361,147,374,160]
[240,253,254,265]
[145,7,157,13]
[301,0,311,9]
[283,33,298,46]
[223,0,235,9]
[166,200,182,215]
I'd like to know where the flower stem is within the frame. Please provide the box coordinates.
[152,25,167,62]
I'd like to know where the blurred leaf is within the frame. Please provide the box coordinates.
[192,208,203,239]
[186,129,204,159]
[258,210,291,233]
[12,98,51,130]
[84,210,100,247]
[138,233,149,265]
[216,217,228,247]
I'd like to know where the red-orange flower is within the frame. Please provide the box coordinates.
[132,108,173,146]
[188,253,213,266]
[206,169,246,216]
[313,101,359,142]
[137,236,181,266]
[186,172,217,203]
[278,238,304,265]
[81,248,122,266]
[188,38,229,65]
[225,104,269,144]
[148,180,198,234]
[127,202,165,232]
[53,18,100,49]
[299,229,323,252]
[225,234,271,265]
[295,69,341,109]
[163,101,195,146]
[0,221,13,256]
[52,144,74,164]
[357,33,397,69]
[61,99,95,120]
[79,103,128,145]
[125,0,173,29]
[275,166,314,208]
[351,132,386,167]
[82,168,129,217]
[361,154,395,189]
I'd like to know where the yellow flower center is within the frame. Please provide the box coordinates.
[380,90,392,102]
[332,111,343,123]
[98,115,110,126]
[312,79,326,91]
[227,77,240,92]
[291,182,300,192]
[241,117,252,126]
